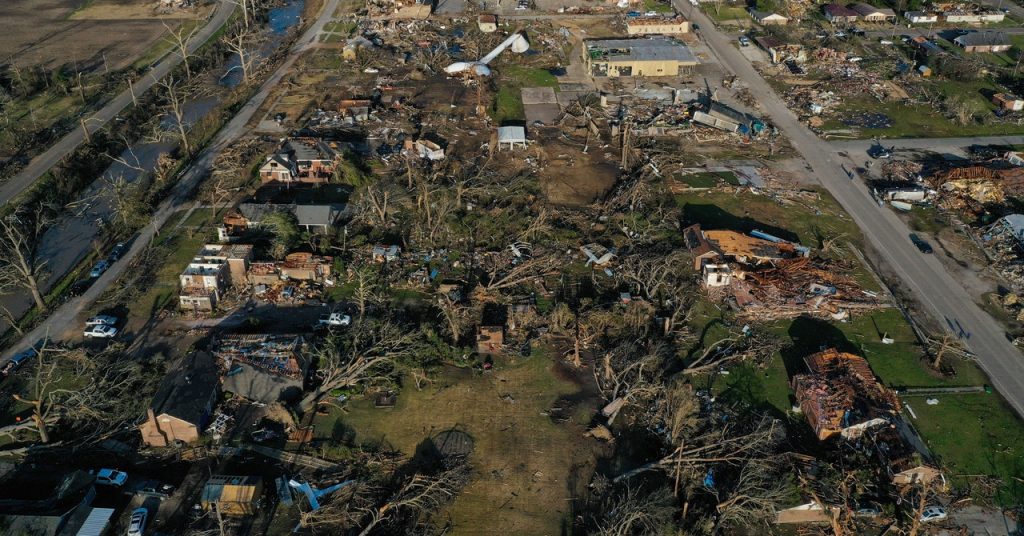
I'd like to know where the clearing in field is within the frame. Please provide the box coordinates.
[318,352,605,535]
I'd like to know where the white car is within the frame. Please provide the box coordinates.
[920,506,947,523]
[84,324,118,339]
[127,507,148,536]
[95,468,128,487]
[85,315,118,326]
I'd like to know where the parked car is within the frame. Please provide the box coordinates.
[854,505,881,518]
[920,506,947,523]
[2,338,48,378]
[84,324,118,339]
[85,315,118,326]
[868,145,892,159]
[127,507,148,536]
[879,39,894,45]
[95,468,128,487]
[954,28,969,36]
[834,31,847,38]
[738,35,751,47]
[108,242,127,261]
[317,313,352,328]
[89,260,110,278]
[138,482,175,500]
[909,233,934,254]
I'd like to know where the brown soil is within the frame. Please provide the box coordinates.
[0,0,201,70]
[534,126,619,206]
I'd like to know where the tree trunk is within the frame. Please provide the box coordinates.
[28,277,46,312]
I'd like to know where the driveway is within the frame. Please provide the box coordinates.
[677,0,1024,419]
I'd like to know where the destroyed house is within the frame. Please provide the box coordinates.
[703,230,801,265]
[215,334,305,380]
[477,326,504,355]
[586,37,698,77]
[139,351,220,447]
[867,428,942,486]
[954,31,1011,52]
[200,476,263,517]
[791,349,900,441]
[682,224,723,269]
[179,244,253,312]
[279,252,333,282]
[933,166,1024,203]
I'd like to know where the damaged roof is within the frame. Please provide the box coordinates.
[703,230,795,262]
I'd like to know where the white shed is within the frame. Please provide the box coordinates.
[497,126,527,151]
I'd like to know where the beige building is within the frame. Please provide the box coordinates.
[586,37,698,77]
[625,16,690,35]
[179,244,253,312]
[139,352,220,447]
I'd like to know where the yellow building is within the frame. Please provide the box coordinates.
[625,16,690,35]
[586,37,698,77]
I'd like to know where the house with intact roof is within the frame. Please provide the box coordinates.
[823,4,859,24]
[954,31,1011,52]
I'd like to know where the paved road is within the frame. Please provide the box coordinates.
[682,1,1024,418]
[0,0,233,208]
[832,135,1024,154]
[0,0,342,361]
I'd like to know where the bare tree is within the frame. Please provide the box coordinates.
[164,22,199,81]
[161,76,193,156]
[593,485,676,536]
[222,28,258,85]
[356,464,470,536]
[0,342,71,443]
[436,294,470,344]
[0,208,50,312]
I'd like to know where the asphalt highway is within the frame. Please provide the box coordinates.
[0,0,342,361]
[0,0,234,208]
[680,1,1024,417]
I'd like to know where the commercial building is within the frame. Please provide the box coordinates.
[586,37,698,77]
[625,16,691,35]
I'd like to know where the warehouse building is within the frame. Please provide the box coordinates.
[585,37,698,77]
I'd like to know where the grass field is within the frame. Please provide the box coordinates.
[491,66,559,124]
[314,352,602,535]
[824,78,1024,139]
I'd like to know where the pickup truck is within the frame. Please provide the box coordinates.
[317,313,352,328]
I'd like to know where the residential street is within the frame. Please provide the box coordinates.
[831,134,1024,156]
[0,0,233,208]
[0,0,342,362]
[679,1,1024,418]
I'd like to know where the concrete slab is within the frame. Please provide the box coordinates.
[521,86,557,105]
[525,103,561,124]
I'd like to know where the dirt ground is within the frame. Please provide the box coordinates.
[534,126,619,206]
[324,352,606,535]
[0,0,204,70]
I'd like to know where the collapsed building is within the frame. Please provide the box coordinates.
[258,138,348,186]
[179,244,253,312]
[215,334,307,404]
[792,349,900,441]
[684,224,879,319]
[930,165,1024,206]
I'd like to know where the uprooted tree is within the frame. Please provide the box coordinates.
[0,206,51,313]
[300,321,422,412]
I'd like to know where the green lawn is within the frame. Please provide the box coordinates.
[643,0,674,13]
[313,350,601,534]
[705,5,749,22]
[677,171,740,188]
[909,393,1024,504]
[825,78,1024,138]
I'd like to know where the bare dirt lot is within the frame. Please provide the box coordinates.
[0,0,205,70]
[534,126,620,205]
